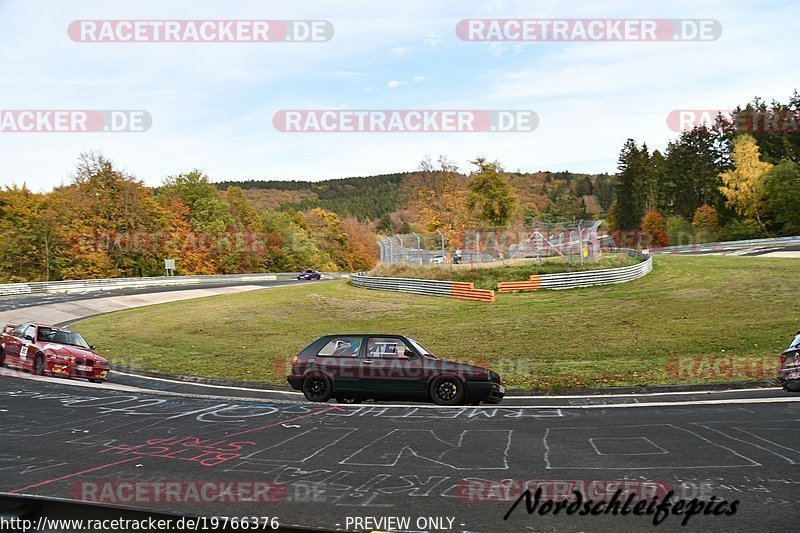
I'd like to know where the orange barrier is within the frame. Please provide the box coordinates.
[450,282,495,303]
[497,275,541,293]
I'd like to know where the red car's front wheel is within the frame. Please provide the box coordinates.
[33,355,45,376]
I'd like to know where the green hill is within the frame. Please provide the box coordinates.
[215,173,410,221]
[214,170,614,223]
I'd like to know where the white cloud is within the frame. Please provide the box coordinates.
[0,0,796,188]
[423,32,443,47]
[413,75,425,83]
[390,46,412,58]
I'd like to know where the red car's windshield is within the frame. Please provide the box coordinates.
[37,327,91,350]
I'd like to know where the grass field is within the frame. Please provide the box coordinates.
[72,255,800,390]
[369,254,637,289]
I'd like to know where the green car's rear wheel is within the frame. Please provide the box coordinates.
[302,376,332,402]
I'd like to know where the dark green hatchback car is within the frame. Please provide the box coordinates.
[287,334,504,406]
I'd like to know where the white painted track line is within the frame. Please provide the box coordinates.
[3,368,797,409]
[113,370,303,394]
[115,369,780,399]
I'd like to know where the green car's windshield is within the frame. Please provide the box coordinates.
[790,334,800,349]
[37,327,91,350]
[408,338,436,358]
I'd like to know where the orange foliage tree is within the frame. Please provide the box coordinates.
[641,210,670,248]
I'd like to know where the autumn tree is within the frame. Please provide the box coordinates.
[0,185,52,282]
[401,155,473,235]
[302,208,349,270]
[465,157,518,227]
[260,209,316,271]
[158,170,236,272]
[340,218,379,271]
[0,154,395,281]
[219,186,267,273]
[50,152,166,279]
[160,170,232,233]
[692,205,720,231]
[158,194,216,275]
[719,135,774,236]
[225,186,261,230]
[641,210,669,248]
[691,204,720,242]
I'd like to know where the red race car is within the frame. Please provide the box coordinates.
[0,323,110,383]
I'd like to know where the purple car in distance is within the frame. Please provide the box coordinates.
[297,269,322,280]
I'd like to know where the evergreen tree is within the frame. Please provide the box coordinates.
[613,139,646,229]
[662,126,725,218]
[763,160,800,234]
[648,150,665,212]
[712,93,800,165]
[575,176,594,197]
[594,174,614,212]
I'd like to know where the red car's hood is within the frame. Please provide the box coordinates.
[43,344,107,363]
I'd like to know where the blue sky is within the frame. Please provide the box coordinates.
[0,0,797,191]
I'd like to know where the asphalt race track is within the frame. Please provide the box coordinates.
[0,277,311,314]
[1,374,799,533]
[1,283,799,532]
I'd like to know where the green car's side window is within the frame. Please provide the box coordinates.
[318,337,362,357]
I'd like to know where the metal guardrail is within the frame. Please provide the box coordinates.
[354,249,652,301]
[654,235,800,253]
[537,254,652,289]
[0,272,345,297]
[350,274,454,297]
[349,273,495,302]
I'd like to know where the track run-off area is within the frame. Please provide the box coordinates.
[0,276,799,532]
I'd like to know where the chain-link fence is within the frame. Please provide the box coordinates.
[377,221,603,266]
